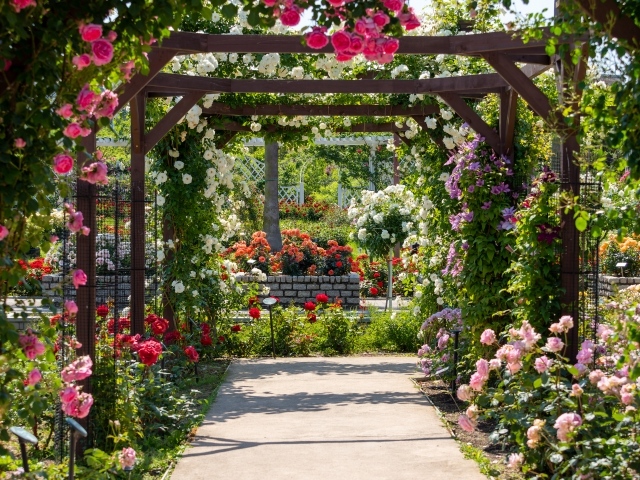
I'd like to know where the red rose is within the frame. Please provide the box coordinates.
[218,336,225,343]
[307,313,317,323]
[145,313,159,325]
[231,325,242,333]
[280,7,301,26]
[336,262,343,268]
[370,287,379,296]
[184,346,199,363]
[331,30,351,53]
[164,330,182,344]
[316,293,329,303]
[328,270,334,275]
[201,323,211,335]
[248,296,260,306]
[373,272,380,278]
[137,339,162,366]
[96,305,109,318]
[377,281,384,288]
[201,334,213,346]
[151,317,169,336]
[249,307,261,319]
[304,301,316,311]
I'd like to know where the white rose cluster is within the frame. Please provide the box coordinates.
[258,53,280,76]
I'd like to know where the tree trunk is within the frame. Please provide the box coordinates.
[263,142,282,251]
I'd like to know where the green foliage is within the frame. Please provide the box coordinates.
[364,309,423,353]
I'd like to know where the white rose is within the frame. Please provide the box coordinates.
[182,174,192,184]
[204,150,214,160]
[344,118,351,127]
[156,195,165,206]
[174,281,185,293]
[155,172,168,185]
[381,229,390,239]
[373,213,383,223]
[440,109,453,121]
[415,290,423,298]
[229,53,238,63]
[425,117,437,129]
[436,297,444,305]
[174,160,184,170]
[357,228,367,240]
[211,12,220,22]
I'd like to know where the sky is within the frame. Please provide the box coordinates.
[300,0,555,27]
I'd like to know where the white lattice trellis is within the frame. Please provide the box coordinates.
[236,155,265,182]
[279,186,300,203]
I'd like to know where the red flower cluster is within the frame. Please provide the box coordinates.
[231,325,242,333]
[107,317,130,334]
[184,346,199,363]
[96,305,109,318]
[249,307,261,319]
[164,330,183,344]
[137,338,162,366]
[370,287,379,296]
[151,317,169,336]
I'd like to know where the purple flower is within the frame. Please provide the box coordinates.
[481,201,492,210]
[468,162,480,171]
[498,220,515,231]
[461,241,469,250]
[467,185,475,193]
[476,179,484,187]
[506,168,513,176]
[461,211,474,222]
[501,207,516,218]
[484,164,492,173]
[490,185,501,195]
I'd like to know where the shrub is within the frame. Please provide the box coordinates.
[600,236,640,276]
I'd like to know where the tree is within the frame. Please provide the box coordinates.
[263,142,282,251]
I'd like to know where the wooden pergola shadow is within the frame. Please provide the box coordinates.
[74,30,586,405]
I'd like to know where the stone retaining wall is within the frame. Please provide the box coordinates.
[599,275,640,297]
[41,275,132,307]
[237,273,362,307]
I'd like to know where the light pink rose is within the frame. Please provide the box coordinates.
[27,368,42,386]
[458,414,475,432]
[559,315,574,330]
[106,31,118,42]
[119,447,136,469]
[457,384,473,401]
[0,225,9,241]
[480,329,496,345]
[571,383,583,397]
[489,359,501,370]
[60,386,78,403]
[476,359,489,380]
[19,332,46,360]
[72,54,92,70]
[573,363,588,378]
[94,90,119,119]
[63,123,82,139]
[469,372,485,391]
[76,84,96,111]
[331,30,352,53]
[466,404,479,420]
[534,355,552,373]
[597,324,614,341]
[66,206,86,233]
[15,138,26,148]
[53,153,74,175]
[80,23,103,42]
[65,300,78,316]
[61,391,93,418]
[382,0,404,12]
[526,420,544,448]
[72,269,87,289]
[397,7,420,30]
[61,356,93,382]
[620,384,634,405]
[56,104,74,119]
[507,453,524,469]
[120,60,135,81]
[589,369,605,385]
[545,337,564,353]
[549,323,563,333]
[553,412,582,442]
[81,161,108,185]
[280,7,301,26]
[507,361,522,374]
[91,39,114,66]
[10,0,36,13]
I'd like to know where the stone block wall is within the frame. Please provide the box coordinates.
[235,273,362,307]
[599,275,640,297]
[41,274,132,307]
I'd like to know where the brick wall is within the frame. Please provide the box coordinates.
[599,275,640,297]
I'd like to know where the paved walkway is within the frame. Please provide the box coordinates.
[171,357,484,480]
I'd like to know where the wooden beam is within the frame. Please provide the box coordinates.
[217,131,238,149]
[147,72,509,95]
[155,29,576,55]
[439,92,502,153]
[411,116,446,150]
[212,120,409,134]
[482,53,553,121]
[145,92,206,154]
[575,0,640,49]
[114,48,175,117]
[499,88,518,158]
[202,103,440,117]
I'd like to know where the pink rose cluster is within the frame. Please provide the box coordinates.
[65,203,90,236]
[61,356,93,383]
[19,330,46,360]
[553,412,582,442]
[261,0,302,27]
[60,384,94,418]
[10,0,36,13]
[74,24,115,70]
[119,447,136,470]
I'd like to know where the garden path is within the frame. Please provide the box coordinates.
[171,356,484,480]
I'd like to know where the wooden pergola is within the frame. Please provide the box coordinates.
[75,29,585,378]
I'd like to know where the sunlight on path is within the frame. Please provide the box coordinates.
[171,357,484,480]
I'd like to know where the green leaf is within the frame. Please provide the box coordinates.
[220,4,238,18]
[545,45,556,56]
[575,217,587,232]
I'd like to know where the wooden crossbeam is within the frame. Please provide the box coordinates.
[439,92,502,153]
[202,103,440,117]
[211,119,409,134]
[154,29,574,55]
[575,0,640,49]
[147,72,509,95]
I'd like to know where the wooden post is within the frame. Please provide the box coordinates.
[130,93,147,335]
[74,129,96,449]
[263,142,282,251]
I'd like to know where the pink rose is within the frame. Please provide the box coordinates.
[372,11,390,28]
[469,372,485,391]
[53,153,74,175]
[62,391,93,418]
[60,386,78,403]
[398,8,420,30]
[335,52,355,62]
[573,363,588,378]
[349,35,365,53]
[63,123,82,139]
[65,300,78,316]
[305,27,329,50]
[91,39,114,66]
[72,269,87,289]
[50,235,59,243]
[480,329,496,345]
[94,90,119,119]
[489,358,501,370]
[106,31,118,42]
[326,0,344,5]
[262,0,277,5]
[119,447,136,469]
[476,359,489,379]
[553,412,582,442]
[56,104,74,119]
[76,84,96,111]
[383,0,404,12]
[81,161,108,185]
[15,138,26,148]
[27,368,42,386]
[10,0,36,13]
[458,414,475,432]
[280,8,301,26]
[534,355,552,373]
[545,337,564,353]
[383,37,400,55]
[2,58,11,71]
[61,356,93,382]
[80,23,103,42]
[331,30,352,53]
[120,60,135,81]
[19,332,46,360]
[72,54,92,70]
[354,18,368,36]
[0,225,8,241]
[589,369,605,385]
[620,384,634,405]
[571,383,583,397]
[507,453,524,469]
[507,362,522,374]
[66,206,86,233]
[457,384,473,401]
